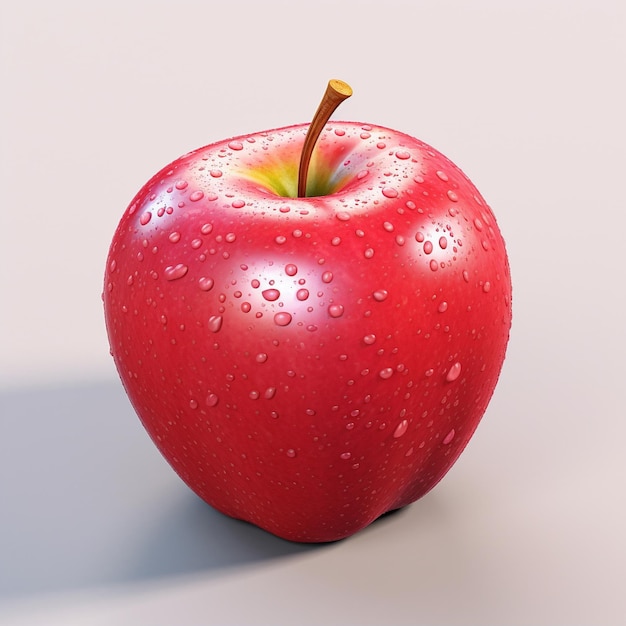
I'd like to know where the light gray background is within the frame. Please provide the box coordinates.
[1,1,625,624]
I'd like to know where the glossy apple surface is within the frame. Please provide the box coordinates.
[103,121,512,542]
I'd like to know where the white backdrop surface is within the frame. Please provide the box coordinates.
[1,1,625,624]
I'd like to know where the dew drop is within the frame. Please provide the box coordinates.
[175,180,188,190]
[164,264,188,281]
[393,419,409,438]
[436,170,449,182]
[447,190,458,202]
[415,231,425,243]
[206,393,219,407]
[336,211,351,221]
[322,271,333,284]
[262,288,280,301]
[328,304,344,318]
[140,212,152,225]
[443,428,456,445]
[373,289,388,302]
[232,199,245,209]
[395,150,411,160]
[208,315,223,332]
[189,190,204,202]
[438,301,448,313]
[423,241,433,254]
[285,263,298,276]
[483,281,492,293]
[340,452,352,460]
[286,448,297,458]
[473,218,484,231]
[364,248,375,259]
[383,221,394,232]
[379,367,394,379]
[168,231,181,243]
[363,334,376,345]
[201,223,213,235]
[255,352,268,363]
[210,169,222,178]
[462,270,470,283]
[228,140,243,151]
[189,399,198,410]
[439,236,448,249]
[198,276,214,291]
[274,312,292,326]
[296,288,309,301]
[429,260,439,272]
[264,387,276,399]
[241,302,251,313]
[382,187,398,199]
[275,235,287,245]
[446,362,462,382]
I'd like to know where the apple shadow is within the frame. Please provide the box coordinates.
[0,381,324,602]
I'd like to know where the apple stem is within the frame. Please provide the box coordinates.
[297,79,353,198]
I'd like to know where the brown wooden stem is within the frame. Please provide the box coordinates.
[297,79,353,198]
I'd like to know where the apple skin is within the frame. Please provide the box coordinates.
[103,121,512,543]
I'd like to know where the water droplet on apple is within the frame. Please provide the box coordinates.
[328,304,344,318]
[255,353,268,363]
[447,190,458,202]
[275,235,287,245]
[382,187,398,199]
[363,334,376,345]
[189,190,204,202]
[201,223,213,235]
[189,399,198,410]
[175,180,188,190]
[446,362,462,382]
[336,211,351,221]
[373,289,388,302]
[241,302,252,313]
[322,271,333,283]
[415,231,425,242]
[393,419,409,438]
[206,393,219,407]
[383,221,394,232]
[364,248,375,259]
[232,199,245,209]
[208,315,223,332]
[262,288,280,301]
[199,276,214,291]
[423,241,433,254]
[395,150,411,160]
[473,218,484,231]
[340,452,352,460]
[285,263,298,276]
[379,367,394,379]
[443,428,455,444]
[286,448,297,458]
[274,312,292,326]
[483,281,492,293]
[140,212,151,225]
[462,270,470,283]
[164,264,188,281]
[436,170,448,182]
[439,237,448,249]
[438,301,448,313]
[429,260,439,272]
[210,169,222,178]
[228,140,243,151]
[264,387,276,399]
[296,288,309,301]
[168,231,181,243]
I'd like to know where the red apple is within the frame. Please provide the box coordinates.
[103,83,512,542]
